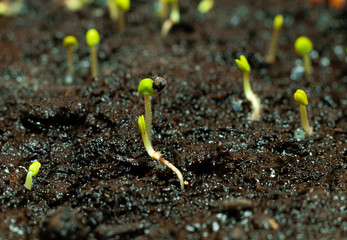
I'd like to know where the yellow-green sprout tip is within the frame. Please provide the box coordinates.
[295,36,313,55]
[25,161,41,190]
[116,0,130,11]
[86,29,100,46]
[235,55,251,72]
[273,14,284,30]
[63,35,78,48]
[198,0,214,14]
[138,78,156,96]
[138,115,146,135]
[294,89,308,106]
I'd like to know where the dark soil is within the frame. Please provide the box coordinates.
[0,0,346,239]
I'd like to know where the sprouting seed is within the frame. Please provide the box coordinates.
[160,0,180,38]
[24,161,41,190]
[235,55,261,121]
[265,14,284,64]
[295,36,313,79]
[86,29,100,78]
[294,89,313,137]
[63,35,78,79]
[115,0,130,32]
[198,0,214,14]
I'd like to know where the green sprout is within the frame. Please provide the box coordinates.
[24,161,41,190]
[198,0,214,14]
[63,35,78,79]
[235,55,261,121]
[160,0,180,38]
[86,29,100,78]
[294,89,313,137]
[115,0,130,32]
[265,14,284,64]
[64,0,88,12]
[295,36,313,79]
[106,0,119,22]
[138,116,184,190]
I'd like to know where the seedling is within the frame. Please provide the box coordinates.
[138,115,184,190]
[106,0,118,22]
[198,0,214,14]
[63,35,78,79]
[235,55,261,121]
[295,36,313,79]
[265,14,284,64]
[86,29,100,78]
[115,0,130,32]
[161,0,180,38]
[294,89,313,137]
[138,77,167,141]
[24,161,41,190]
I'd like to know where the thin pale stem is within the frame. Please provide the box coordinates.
[24,171,33,190]
[118,9,125,32]
[265,28,280,64]
[91,45,98,78]
[300,104,312,136]
[243,71,261,121]
[144,95,152,142]
[303,52,311,79]
[157,155,184,191]
[67,46,74,78]
[159,0,169,21]
[107,0,118,21]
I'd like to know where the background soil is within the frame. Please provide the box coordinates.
[0,0,346,239]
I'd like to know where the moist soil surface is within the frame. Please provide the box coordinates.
[0,0,346,239]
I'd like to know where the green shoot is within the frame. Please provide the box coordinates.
[235,55,261,121]
[294,89,313,137]
[63,35,78,79]
[107,0,119,22]
[295,36,313,79]
[265,14,284,64]
[24,161,41,190]
[138,115,184,190]
[198,0,214,14]
[115,0,130,32]
[64,0,88,12]
[86,29,100,78]
[161,0,180,38]
[138,77,167,141]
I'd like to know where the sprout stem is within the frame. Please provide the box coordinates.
[24,171,33,190]
[243,71,260,121]
[300,104,313,136]
[118,9,126,32]
[67,46,74,78]
[265,27,280,64]
[90,45,98,78]
[107,0,118,21]
[144,95,152,142]
[303,52,311,79]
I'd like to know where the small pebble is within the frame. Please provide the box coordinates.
[294,128,306,141]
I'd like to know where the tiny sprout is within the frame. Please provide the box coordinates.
[138,115,184,190]
[235,55,261,121]
[198,0,214,14]
[295,36,313,79]
[63,35,78,79]
[115,0,130,32]
[24,161,41,190]
[86,29,100,78]
[138,77,167,141]
[161,0,180,38]
[294,89,313,137]
[265,14,284,64]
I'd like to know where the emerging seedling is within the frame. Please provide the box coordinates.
[138,115,184,190]
[138,77,167,141]
[235,55,261,121]
[294,89,313,137]
[24,161,41,190]
[161,0,180,38]
[198,0,214,14]
[295,36,313,79]
[115,0,130,32]
[265,14,284,64]
[63,35,78,79]
[86,29,100,78]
